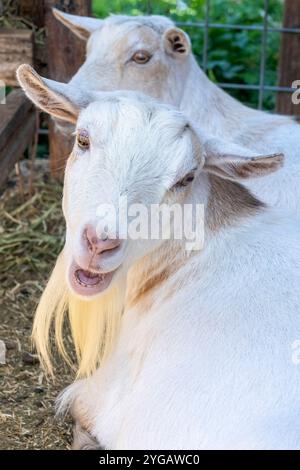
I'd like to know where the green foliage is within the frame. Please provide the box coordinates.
[93,0,284,110]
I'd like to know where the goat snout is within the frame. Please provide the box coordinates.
[84,225,121,256]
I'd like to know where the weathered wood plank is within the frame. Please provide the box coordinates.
[0,29,33,86]
[0,90,32,147]
[44,0,92,178]
[0,90,36,186]
[19,0,48,76]
[20,0,45,27]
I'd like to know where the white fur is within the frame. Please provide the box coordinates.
[61,215,300,450]
[55,96,300,450]
[61,13,300,215]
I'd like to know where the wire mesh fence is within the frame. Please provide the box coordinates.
[144,0,300,110]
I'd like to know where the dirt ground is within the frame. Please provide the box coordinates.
[0,162,74,449]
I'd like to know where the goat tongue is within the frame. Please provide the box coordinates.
[69,262,116,297]
[75,269,103,287]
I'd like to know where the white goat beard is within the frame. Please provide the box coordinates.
[32,248,126,377]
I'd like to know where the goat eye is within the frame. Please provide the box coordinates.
[132,50,152,64]
[174,172,195,189]
[77,130,90,150]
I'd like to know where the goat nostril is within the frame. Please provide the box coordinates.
[84,227,120,255]
[91,236,98,245]
[100,232,108,242]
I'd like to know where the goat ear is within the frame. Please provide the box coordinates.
[53,8,103,40]
[164,28,191,58]
[16,64,81,123]
[203,140,284,181]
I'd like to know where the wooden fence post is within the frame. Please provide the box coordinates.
[20,0,48,76]
[276,0,300,116]
[44,0,92,178]
[0,90,35,187]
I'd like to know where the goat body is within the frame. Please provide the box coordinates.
[60,201,300,450]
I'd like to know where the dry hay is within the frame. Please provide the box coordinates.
[1,0,36,29]
[0,1,71,450]
[0,161,74,449]
[0,0,45,47]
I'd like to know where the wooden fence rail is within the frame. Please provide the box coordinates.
[0,0,299,187]
[0,29,33,86]
[0,89,36,186]
[277,0,300,115]
[0,0,91,186]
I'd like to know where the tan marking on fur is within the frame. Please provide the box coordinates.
[232,154,283,179]
[72,424,101,450]
[17,65,78,123]
[113,27,169,99]
[70,397,94,433]
[207,175,265,232]
[164,28,191,57]
[127,242,188,310]
[129,267,171,308]
[53,9,91,40]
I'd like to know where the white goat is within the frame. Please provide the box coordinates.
[53,9,300,215]
[18,64,300,450]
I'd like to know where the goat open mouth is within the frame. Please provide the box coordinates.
[69,262,116,297]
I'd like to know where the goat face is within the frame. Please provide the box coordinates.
[54,11,192,108]
[16,65,284,300]
[63,97,201,298]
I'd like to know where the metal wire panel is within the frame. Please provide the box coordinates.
[147,0,298,110]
